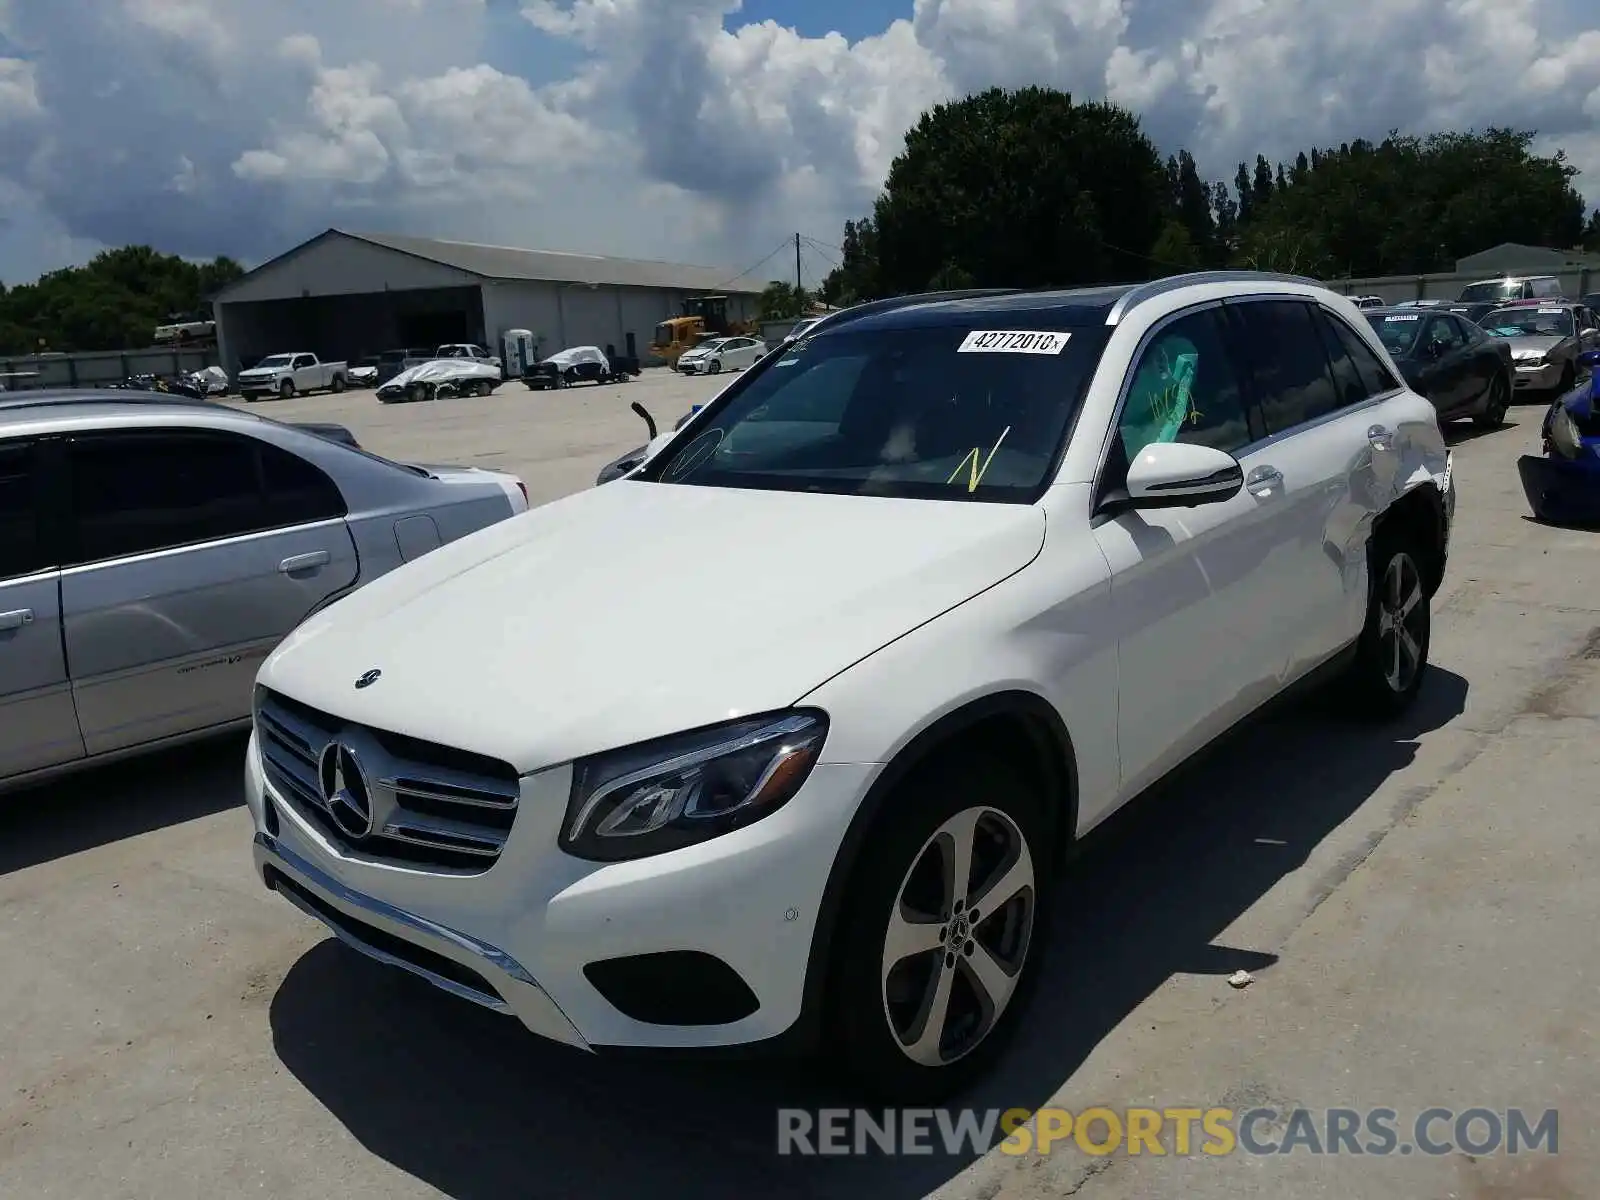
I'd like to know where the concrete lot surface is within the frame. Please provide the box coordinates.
[228,368,730,505]
[2,389,1598,1199]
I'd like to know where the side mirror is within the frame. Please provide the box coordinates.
[1579,349,1600,369]
[1123,442,1244,509]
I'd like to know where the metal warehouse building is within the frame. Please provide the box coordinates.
[211,228,761,372]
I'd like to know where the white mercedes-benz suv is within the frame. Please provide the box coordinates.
[245,271,1454,1101]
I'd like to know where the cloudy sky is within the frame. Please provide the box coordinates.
[3,0,1600,288]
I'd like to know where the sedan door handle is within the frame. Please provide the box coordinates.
[0,608,34,631]
[1245,465,1283,495]
[1367,424,1394,451]
[278,550,331,574]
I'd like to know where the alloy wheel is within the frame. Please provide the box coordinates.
[880,805,1036,1067]
[1375,551,1426,693]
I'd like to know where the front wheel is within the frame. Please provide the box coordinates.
[707,359,722,375]
[278,380,295,399]
[1473,373,1509,429]
[1340,534,1431,718]
[828,753,1048,1103]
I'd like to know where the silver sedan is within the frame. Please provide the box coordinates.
[1479,302,1600,395]
[0,391,528,793]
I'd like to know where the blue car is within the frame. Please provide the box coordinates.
[1518,348,1600,524]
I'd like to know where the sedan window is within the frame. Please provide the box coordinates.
[69,432,267,563]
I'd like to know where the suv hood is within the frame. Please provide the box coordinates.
[259,481,1045,772]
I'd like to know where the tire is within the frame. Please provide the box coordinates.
[827,752,1050,1103]
[1473,372,1509,429]
[473,379,493,397]
[1341,530,1431,718]
[707,359,722,375]
[330,374,346,393]
[278,380,295,399]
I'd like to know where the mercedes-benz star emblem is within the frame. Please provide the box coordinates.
[318,740,375,839]
[355,668,382,689]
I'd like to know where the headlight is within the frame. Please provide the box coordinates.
[559,710,828,862]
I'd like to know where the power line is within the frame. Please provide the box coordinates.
[711,238,795,291]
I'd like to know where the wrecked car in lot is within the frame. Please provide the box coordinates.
[376,358,503,404]
[1518,348,1600,525]
[523,346,637,390]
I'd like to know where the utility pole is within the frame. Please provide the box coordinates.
[795,232,803,297]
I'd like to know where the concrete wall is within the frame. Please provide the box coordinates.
[1328,266,1600,304]
[0,347,219,390]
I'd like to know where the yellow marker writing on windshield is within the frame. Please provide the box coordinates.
[947,426,1012,492]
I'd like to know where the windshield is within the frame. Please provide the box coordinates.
[1365,313,1424,356]
[1481,307,1573,338]
[644,324,1108,502]
[1459,280,1523,304]
[255,355,293,368]
[653,323,675,346]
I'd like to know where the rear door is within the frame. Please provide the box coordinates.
[1222,298,1391,683]
[0,438,85,779]
[60,428,360,755]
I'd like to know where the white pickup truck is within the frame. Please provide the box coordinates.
[435,343,503,375]
[237,352,348,399]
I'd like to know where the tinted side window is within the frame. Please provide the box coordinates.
[1230,301,1341,434]
[69,433,266,562]
[0,442,47,580]
[1327,313,1399,397]
[261,443,346,526]
[1119,307,1253,457]
[1425,315,1464,350]
[1310,307,1370,408]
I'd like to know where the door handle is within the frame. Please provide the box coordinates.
[1245,465,1283,495]
[0,608,34,631]
[278,550,331,574]
[1367,424,1394,451]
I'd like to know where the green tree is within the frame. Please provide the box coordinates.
[868,86,1169,293]
[1170,150,1215,262]
[757,279,808,319]
[1583,210,1600,253]
[1151,220,1203,272]
[0,247,244,354]
[1233,161,1254,226]
[821,218,881,304]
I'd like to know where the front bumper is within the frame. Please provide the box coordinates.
[245,728,870,1050]
[1513,360,1562,390]
[238,376,284,393]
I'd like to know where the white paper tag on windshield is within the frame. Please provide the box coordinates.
[1385,314,1419,322]
[957,330,1070,354]
[1538,308,1564,314]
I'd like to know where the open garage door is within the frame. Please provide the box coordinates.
[219,286,486,370]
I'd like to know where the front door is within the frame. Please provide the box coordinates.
[1419,313,1472,415]
[0,439,85,779]
[1091,303,1290,801]
[59,429,360,756]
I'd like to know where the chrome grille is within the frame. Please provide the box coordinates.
[256,688,520,873]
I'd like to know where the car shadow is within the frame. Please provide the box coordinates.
[0,731,247,876]
[1442,418,1522,446]
[269,670,1468,1200]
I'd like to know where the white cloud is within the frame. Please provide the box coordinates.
[2,0,1600,286]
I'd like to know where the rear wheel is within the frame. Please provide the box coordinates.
[1473,372,1509,428]
[1341,532,1431,718]
[279,380,295,399]
[330,374,346,393]
[828,753,1048,1103]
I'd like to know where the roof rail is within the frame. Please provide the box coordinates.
[1105,270,1324,324]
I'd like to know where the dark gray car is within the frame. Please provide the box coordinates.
[1479,302,1600,396]
[0,392,528,792]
